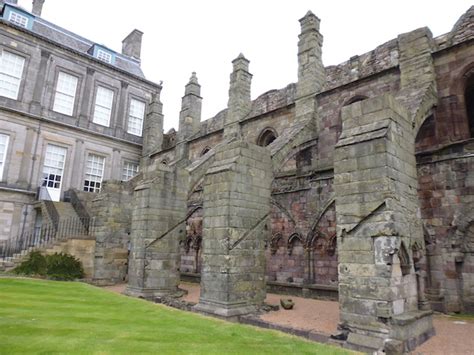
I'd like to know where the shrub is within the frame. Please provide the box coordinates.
[12,251,47,276]
[13,252,84,281]
[45,253,84,281]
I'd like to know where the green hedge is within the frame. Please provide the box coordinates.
[13,251,84,281]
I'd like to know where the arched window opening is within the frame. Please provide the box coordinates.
[465,75,474,137]
[415,115,436,152]
[257,128,277,147]
[344,95,368,106]
[201,147,211,156]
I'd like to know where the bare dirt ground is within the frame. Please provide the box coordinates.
[103,283,474,354]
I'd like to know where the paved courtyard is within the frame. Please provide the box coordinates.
[105,283,474,354]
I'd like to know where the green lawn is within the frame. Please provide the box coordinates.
[0,278,350,354]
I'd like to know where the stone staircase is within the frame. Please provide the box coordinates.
[0,212,94,273]
[0,238,70,272]
[0,189,95,274]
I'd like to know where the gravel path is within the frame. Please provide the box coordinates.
[104,283,474,354]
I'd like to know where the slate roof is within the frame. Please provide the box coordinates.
[1,2,145,78]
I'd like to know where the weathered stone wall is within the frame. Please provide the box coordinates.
[411,26,474,312]
[241,106,295,146]
[188,131,223,162]
[315,70,401,169]
[91,180,133,285]
[44,237,95,279]
[417,140,474,312]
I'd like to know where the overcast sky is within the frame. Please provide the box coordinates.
[16,0,473,131]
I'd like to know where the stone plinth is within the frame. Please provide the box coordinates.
[194,140,272,317]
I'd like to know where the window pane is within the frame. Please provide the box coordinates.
[97,49,112,63]
[84,154,105,193]
[127,99,145,136]
[9,12,28,28]
[0,51,25,100]
[53,72,78,116]
[93,86,114,126]
[42,144,67,190]
[122,161,139,181]
[0,134,9,180]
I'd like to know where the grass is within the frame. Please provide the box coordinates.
[0,278,351,354]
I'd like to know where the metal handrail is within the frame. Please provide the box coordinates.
[0,217,94,261]
[36,187,60,230]
[64,189,90,231]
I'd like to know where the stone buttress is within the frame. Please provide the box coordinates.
[334,94,434,352]
[194,140,272,317]
[124,164,188,299]
[91,180,133,285]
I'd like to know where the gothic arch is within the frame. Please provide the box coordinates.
[274,139,318,172]
[270,198,297,227]
[415,114,436,152]
[287,233,304,255]
[270,233,284,255]
[343,94,369,107]
[257,127,278,147]
[307,199,335,245]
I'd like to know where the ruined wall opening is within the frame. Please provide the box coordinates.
[201,147,211,156]
[257,128,277,147]
[465,74,474,137]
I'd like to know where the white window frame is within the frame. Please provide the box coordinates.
[41,144,67,201]
[0,133,10,180]
[0,50,25,100]
[8,11,28,28]
[53,71,78,116]
[92,86,114,127]
[84,153,105,193]
[127,98,145,136]
[96,49,112,63]
[122,161,139,181]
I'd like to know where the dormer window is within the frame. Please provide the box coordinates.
[9,11,28,28]
[88,45,115,65]
[97,49,112,63]
[2,5,34,30]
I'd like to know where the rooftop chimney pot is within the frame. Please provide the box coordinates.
[32,0,45,16]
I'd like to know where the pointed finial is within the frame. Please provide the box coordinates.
[299,10,320,32]
[232,53,250,72]
[189,71,199,84]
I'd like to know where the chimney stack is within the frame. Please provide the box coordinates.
[32,0,45,16]
[122,29,143,60]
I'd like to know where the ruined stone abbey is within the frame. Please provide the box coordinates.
[0,0,473,352]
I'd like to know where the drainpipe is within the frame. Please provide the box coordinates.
[19,121,42,237]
